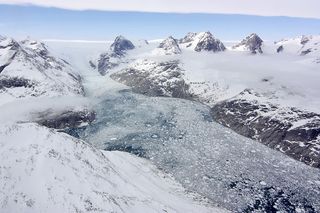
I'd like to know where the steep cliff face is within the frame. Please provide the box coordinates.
[110,35,135,55]
[232,33,264,54]
[211,89,320,168]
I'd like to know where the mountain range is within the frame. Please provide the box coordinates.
[1,31,320,212]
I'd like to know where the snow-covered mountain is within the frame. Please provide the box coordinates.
[110,35,135,55]
[153,36,181,55]
[275,35,320,63]
[211,89,320,168]
[2,32,320,212]
[179,32,198,44]
[0,122,223,213]
[0,36,83,106]
[110,59,191,98]
[232,33,264,54]
[90,36,136,75]
[180,32,226,52]
[100,33,320,168]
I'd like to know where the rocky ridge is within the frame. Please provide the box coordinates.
[232,33,264,54]
[90,36,135,75]
[0,36,84,105]
[110,59,192,99]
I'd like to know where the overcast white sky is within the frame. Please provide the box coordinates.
[1,0,320,19]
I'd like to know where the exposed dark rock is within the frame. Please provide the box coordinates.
[36,109,96,130]
[0,77,35,89]
[95,52,122,76]
[89,61,96,69]
[105,143,147,158]
[301,48,312,56]
[233,33,263,54]
[211,89,320,168]
[110,35,135,55]
[0,37,20,50]
[301,36,310,45]
[90,36,135,75]
[143,40,149,45]
[277,45,284,53]
[110,60,192,99]
[194,32,226,52]
[0,64,9,73]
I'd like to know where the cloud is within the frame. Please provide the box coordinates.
[1,0,320,19]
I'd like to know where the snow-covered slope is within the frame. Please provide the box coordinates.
[232,33,264,54]
[0,122,224,213]
[0,36,83,106]
[153,36,181,55]
[180,32,226,52]
[275,35,320,63]
[275,35,320,55]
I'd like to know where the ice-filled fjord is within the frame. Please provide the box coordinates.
[1,32,320,213]
[70,86,320,212]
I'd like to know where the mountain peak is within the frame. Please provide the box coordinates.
[194,31,226,52]
[110,35,135,55]
[157,36,181,55]
[233,33,263,54]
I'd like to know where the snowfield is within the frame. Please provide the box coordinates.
[0,123,225,213]
[0,36,84,106]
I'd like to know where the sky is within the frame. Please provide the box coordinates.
[0,2,319,41]
[1,0,320,19]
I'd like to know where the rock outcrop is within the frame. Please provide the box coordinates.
[194,32,226,52]
[110,35,135,55]
[90,36,135,75]
[110,60,192,99]
[233,33,263,54]
[211,89,320,168]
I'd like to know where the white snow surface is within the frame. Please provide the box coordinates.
[0,122,225,213]
[275,35,320,57]
[0,36,83,106]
